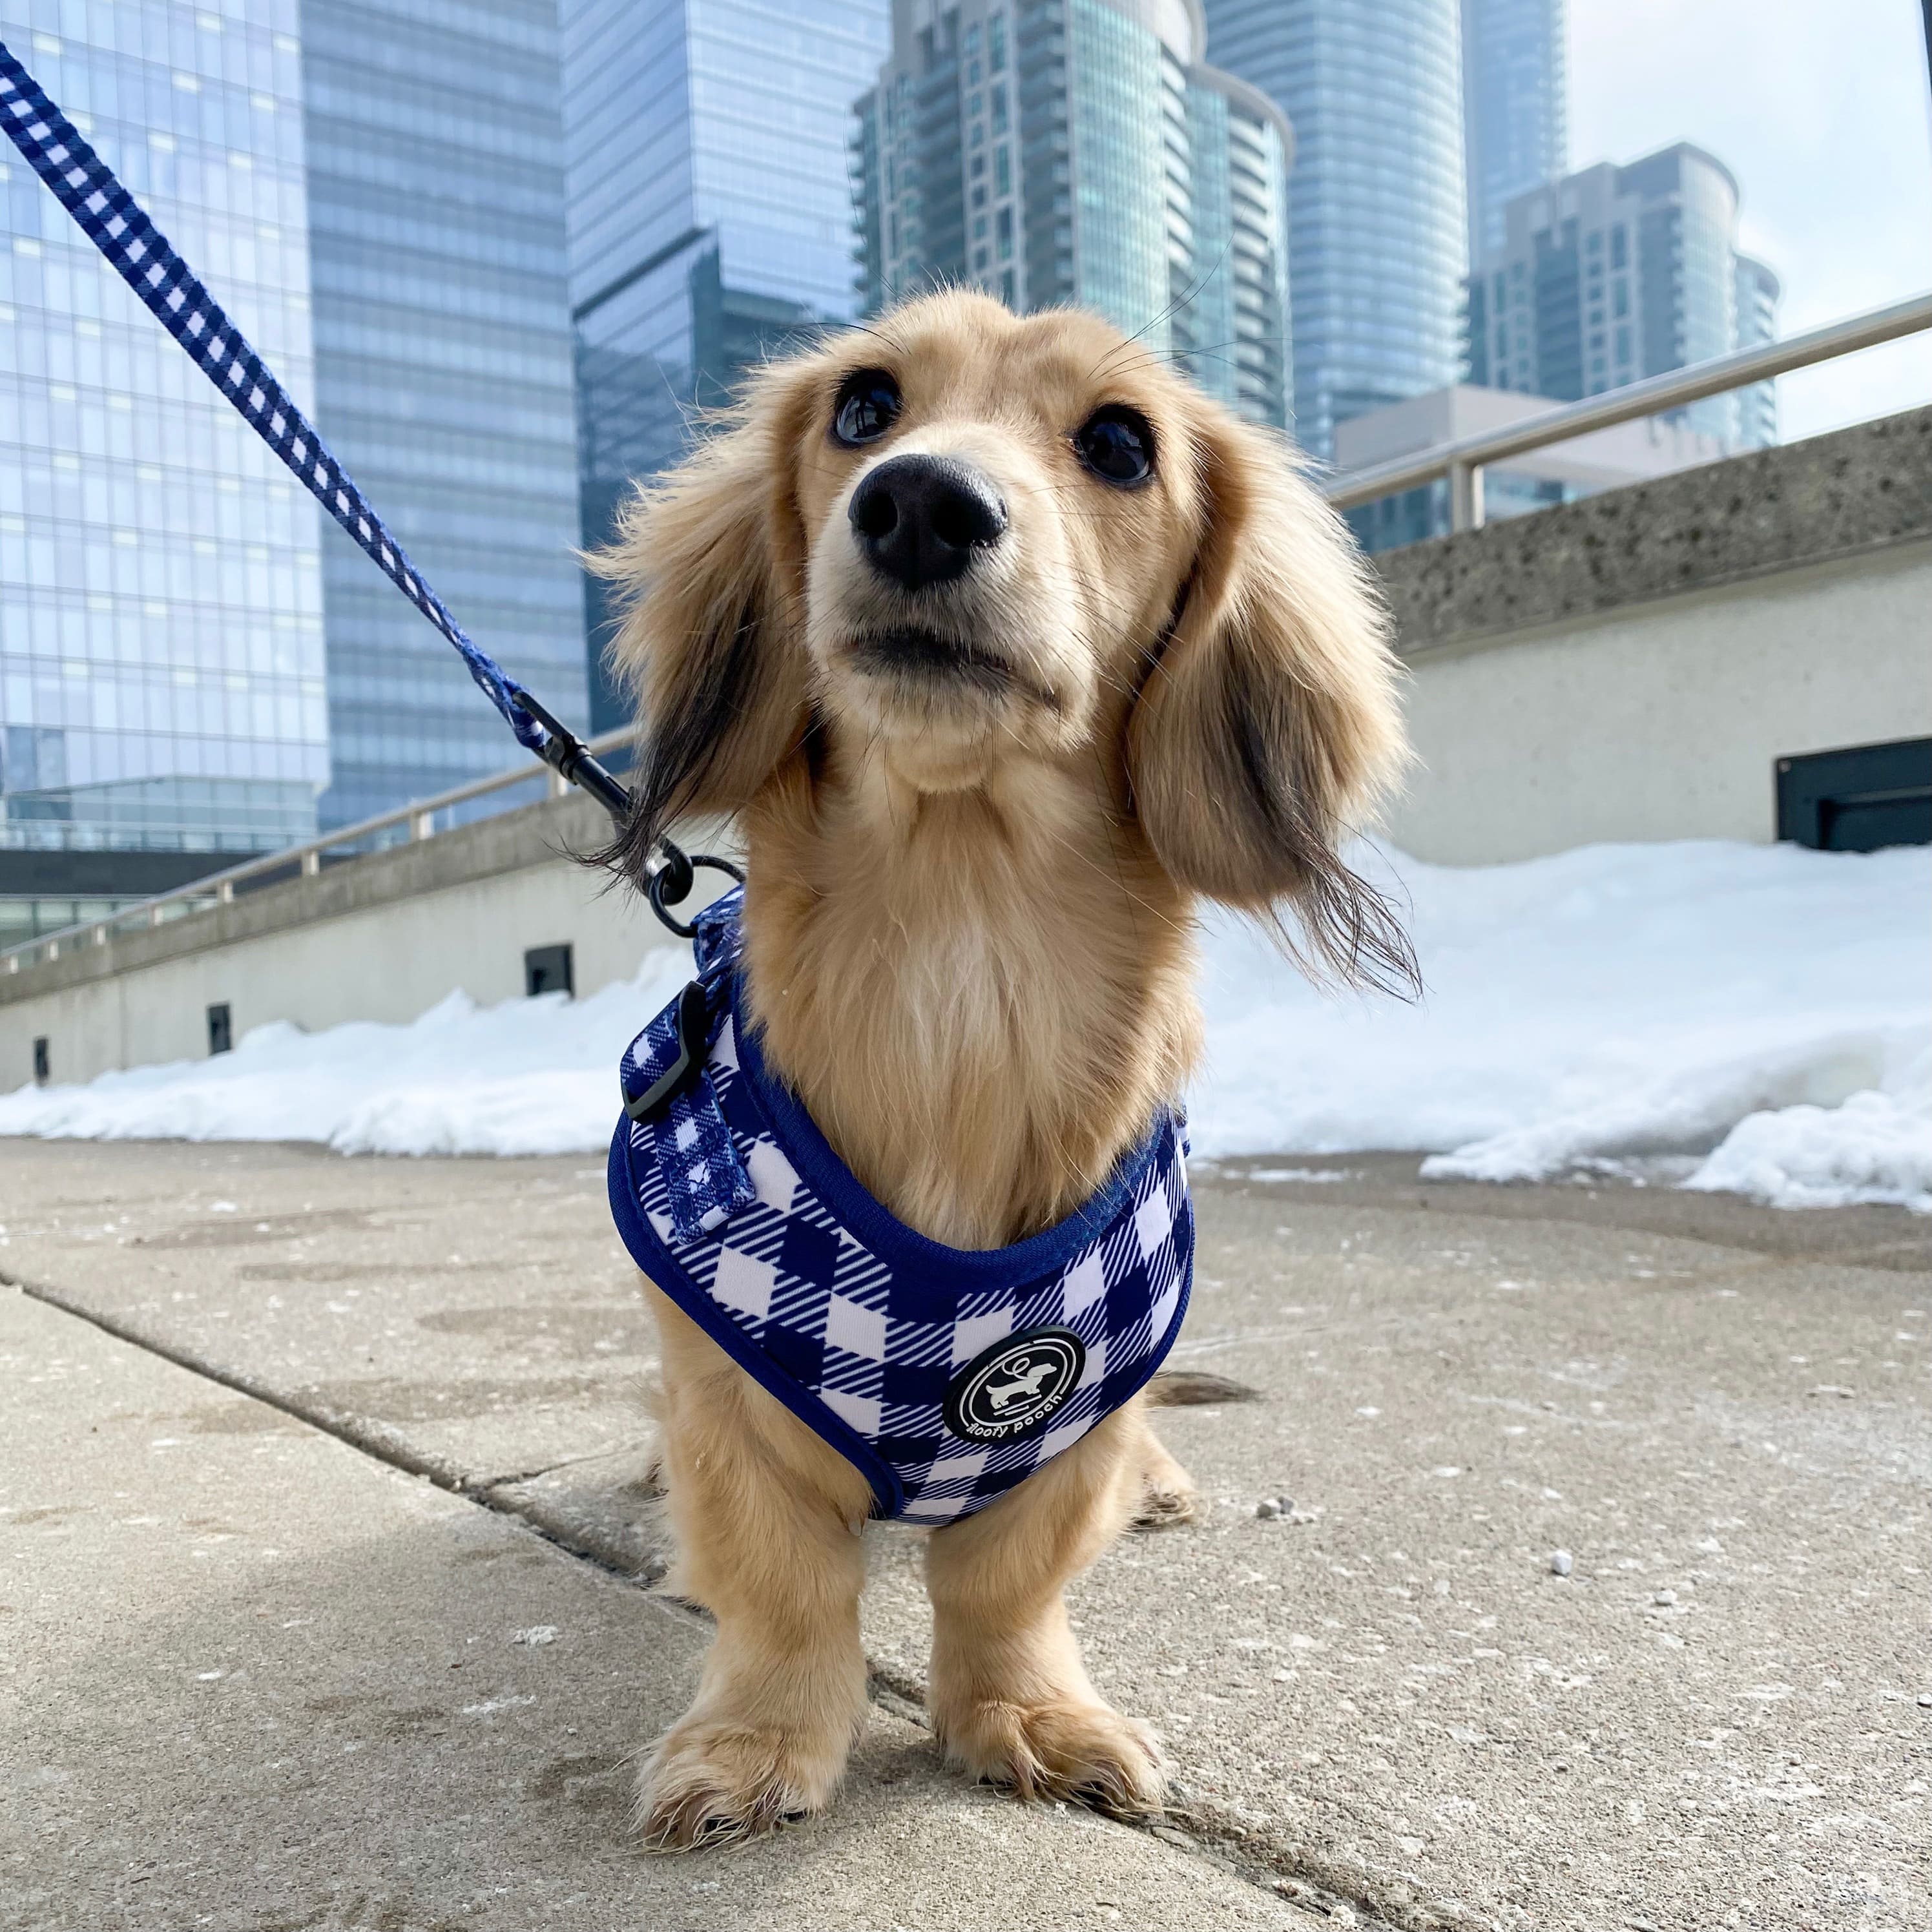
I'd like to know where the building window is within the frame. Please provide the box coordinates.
[995,145,1010,194]
[968,90,981,116]
[992,85,1008,134]
[971,151,984,176]
[965,21,980,52]
[1610,225,1627,269]
[1586,229,1602,254]
[971,121,983,147]
[1614,282,1628,317]
[997,205,1013,259]
[973,214,988,241]
[973,184,987,209]
[975,246,990,270]
[989,13,1006,70]
[1000,267,1015,304]
[1614,325,1630,362]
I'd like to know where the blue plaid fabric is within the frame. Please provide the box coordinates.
[0,40,545,756]
[608,895,1194,1526]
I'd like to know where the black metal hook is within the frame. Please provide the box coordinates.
[648,849,745,939]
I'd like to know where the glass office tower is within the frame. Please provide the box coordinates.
[855,0,1293,429]
[1461,0,1565,264]
[1201,0,1466,461]
[1,0,327,909]
[302,0,585,826]
[565,0,890,731]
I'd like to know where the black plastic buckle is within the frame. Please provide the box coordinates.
[623,981,710,1121]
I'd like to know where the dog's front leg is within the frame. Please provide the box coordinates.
[638,1289,875,1847]
[924,1400,1167,1814]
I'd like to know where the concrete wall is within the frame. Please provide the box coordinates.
[1374,406,1932,864]
[1386,541,1932,862]
[6,407,1927,1085]
[1,795,707,1088]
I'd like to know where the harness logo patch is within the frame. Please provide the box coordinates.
[944,1327,1086,1443]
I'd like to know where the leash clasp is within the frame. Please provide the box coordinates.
[623,981,711,1121]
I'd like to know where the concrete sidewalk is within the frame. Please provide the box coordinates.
[1,1137,1926,1931]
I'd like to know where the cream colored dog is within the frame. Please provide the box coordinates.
[595,290,1414,1846]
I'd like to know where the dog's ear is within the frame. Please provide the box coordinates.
[1127,404,1419,994]
[590,358,823,887]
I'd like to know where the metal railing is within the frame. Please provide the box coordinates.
[1325,290,1932,531]
[7,289,1929,981]
[3,726,632,976]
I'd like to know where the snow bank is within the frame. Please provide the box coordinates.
[2,838,1925,1211]
[1195,839,1927,1210]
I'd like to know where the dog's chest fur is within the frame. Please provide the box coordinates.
[740,751,1201,1249]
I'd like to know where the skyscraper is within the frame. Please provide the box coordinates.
[1464,144,1780,450]
[854,0,1294,430]
[565,0,891,730]
[1734,253,1780,449]
[302,0,585,827]
[2,3,328,944]
[1461,0,1566,264]
[1201,0,1466,461]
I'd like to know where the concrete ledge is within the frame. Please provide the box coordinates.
[1374,404,1932,654]
[2,788,612,1008]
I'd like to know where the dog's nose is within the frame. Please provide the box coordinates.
[848,455,1007,592]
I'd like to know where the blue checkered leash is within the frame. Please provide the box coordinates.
[0,39,735,934]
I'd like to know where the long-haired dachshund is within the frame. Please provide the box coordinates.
[595,289,1414,1845]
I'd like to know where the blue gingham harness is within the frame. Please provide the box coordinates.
[607,893,1194,1526]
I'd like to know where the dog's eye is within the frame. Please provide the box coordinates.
[833,369,902,447]
[1074,406,1155,486]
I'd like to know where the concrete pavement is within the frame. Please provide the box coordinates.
[0,1276,1304,1931]
[1,1137,1926,1930]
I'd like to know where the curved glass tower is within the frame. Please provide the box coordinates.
[1200,0,1465,459]
[855,0,1293,427]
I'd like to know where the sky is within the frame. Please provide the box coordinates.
[1566,0,1932,441]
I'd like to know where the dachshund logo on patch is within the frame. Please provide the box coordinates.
[944,1327,1086,1443]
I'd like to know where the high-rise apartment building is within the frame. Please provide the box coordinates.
[1461,0,1565,264]
[1734,252,1780,448]
[854,0,1294,430]
[1,3,328,945]
[1465,143,1779,450]
[303,0,585,826]
[1201,0,1466,461]
[565,0,890,729]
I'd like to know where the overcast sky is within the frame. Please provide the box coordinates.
[1567,0,1932,441]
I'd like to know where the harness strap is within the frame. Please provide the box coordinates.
[619,893,753,1239]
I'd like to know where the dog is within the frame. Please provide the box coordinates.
[594,289,1414,1847]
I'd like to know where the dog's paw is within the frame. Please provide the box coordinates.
[1132,1441,1207,1530]
[935,1695,1167,1817]
[633,1715,847,1850]
[1131,1477,1207,1530]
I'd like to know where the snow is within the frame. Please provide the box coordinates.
[2,838,1926,1212]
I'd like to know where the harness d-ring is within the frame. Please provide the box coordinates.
[647,847,745,939]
